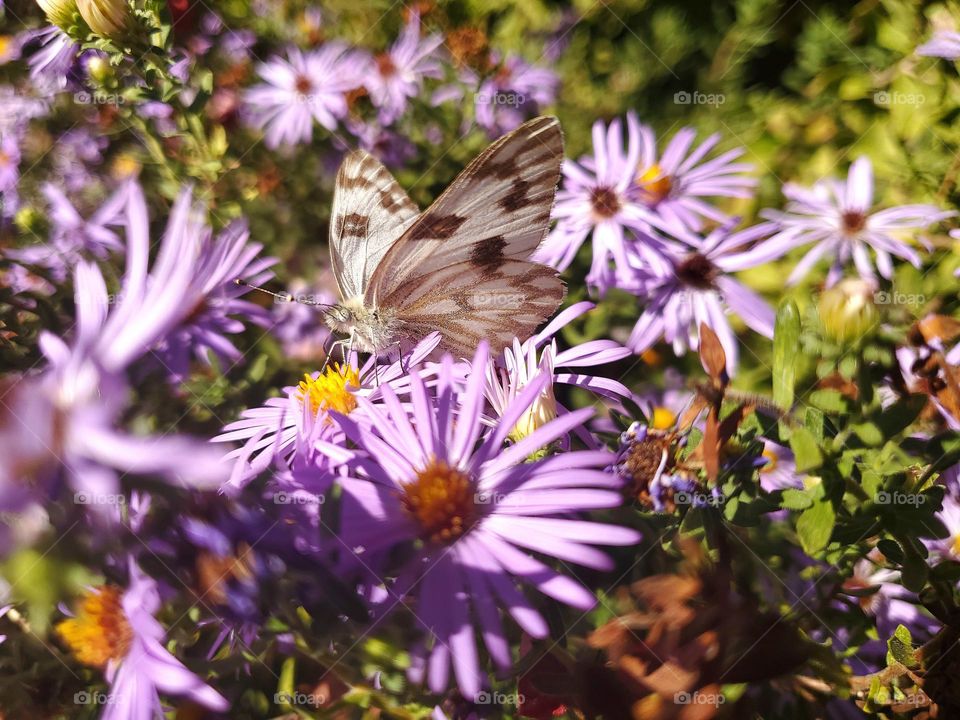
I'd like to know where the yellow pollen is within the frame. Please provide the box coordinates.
[400,458,476,543]
[952,534,960,558]
[636,163,672,204]
[0,37,10,57]
[56,586,132,668]
[297,364,360,417]
[760,448,779,473]
[650,406,676,430]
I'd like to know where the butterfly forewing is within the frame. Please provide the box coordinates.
[365,116,564,305]
[329,150,419,300]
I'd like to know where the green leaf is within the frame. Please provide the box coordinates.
[277,656,296,710]
[876,538,904,564]
[772,299,800,409]
[790,427,824,472]
[809,389,849,414]
[852,421,884,446]
[886,624,917,668]
[780,488,814,511]
[796,498,835,555]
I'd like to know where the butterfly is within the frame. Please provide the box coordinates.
[322,115,566,358]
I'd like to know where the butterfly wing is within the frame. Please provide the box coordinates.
[385,260,564,357]
[329,150,419,301]
[365,116,564,305]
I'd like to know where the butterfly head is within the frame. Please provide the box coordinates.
[323,298,397,354]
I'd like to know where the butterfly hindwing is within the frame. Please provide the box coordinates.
[365,116,564,305]
[391,260,565,357]
[329,151,419,301]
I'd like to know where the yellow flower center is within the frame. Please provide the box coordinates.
[0,37,11,58]
[636,163,672,204]
[56,586,132,668]
[760,448,779,473]
[400,458,477,544]
[650,406,676,430]
[951,534,960,558]
[297,364,360,417]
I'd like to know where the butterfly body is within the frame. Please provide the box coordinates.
[325,116,566,358]
[324,297,400,353]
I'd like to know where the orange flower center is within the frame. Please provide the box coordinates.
[400,458,477,543]
[636,163,672,204]
[56,586,132,668]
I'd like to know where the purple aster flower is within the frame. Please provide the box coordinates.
[474,54,559,137]
[244,43,369,149]
[924,494,960,562]
[26,26,80,89]
[345,122,418,167]
[364,11,443,125]
[918,30,960,59]
[629,113,756,232]
[757,441,802,492]
[7,182,125,281]
[0,132,19,217]
[483,302,633,448]
[742,157,952,286]
[214,333,441,486]
[0,182,239,518]
[0,84,52,136]
[328,343,639,696]
[0,31,25,64]
[626,222,776,375]
[56,559,229,719]
[148,217,276,383]
[532,115,677,292]
[52,127,107,193]
[841,556,938,641]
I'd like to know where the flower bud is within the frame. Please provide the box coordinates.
[76,0,128,39]
[818,279,879,343]
[84,53,112,84]
[36,0,80,31]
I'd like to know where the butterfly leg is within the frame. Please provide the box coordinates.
[321,337,350,374]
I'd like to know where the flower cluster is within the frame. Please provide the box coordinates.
[6,2,960,719]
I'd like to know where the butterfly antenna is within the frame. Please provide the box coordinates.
[234,278,336,310]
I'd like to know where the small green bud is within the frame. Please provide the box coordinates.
[818,279,879,343]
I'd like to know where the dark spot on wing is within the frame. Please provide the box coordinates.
[498,178,532,212]
[470,235,507,272]
[483,156,519,181]
[407,214,467,241]
[336,212,369,238]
